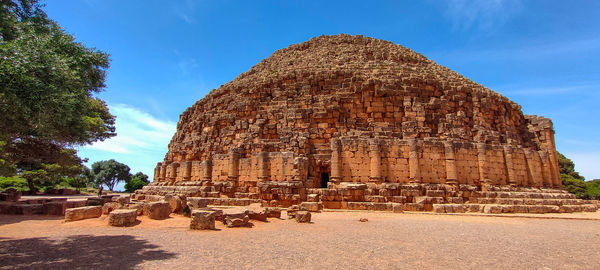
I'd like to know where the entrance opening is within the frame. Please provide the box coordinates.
[321,172,330,188]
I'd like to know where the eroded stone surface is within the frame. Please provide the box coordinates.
[132,34,592,214]
[65,206,102,222]
[108,209,138,226]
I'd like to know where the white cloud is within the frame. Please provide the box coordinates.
[77,104,177,185]
[440,0,522,32]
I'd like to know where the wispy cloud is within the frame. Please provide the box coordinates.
[77,104,177,183]
[173,0,199,24]
[501,82,600,96]
[86,104,176,154]
[440,0,522,32]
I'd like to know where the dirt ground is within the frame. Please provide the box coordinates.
[1,211,599,270]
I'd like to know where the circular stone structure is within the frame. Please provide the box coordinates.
[136,34,588,213]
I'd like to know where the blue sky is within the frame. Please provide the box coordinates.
[44,0,600,187]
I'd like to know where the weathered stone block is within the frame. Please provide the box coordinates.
[299,202,323,212]
[43,202,66,216]
[65,206,102,222]
[295,210,311,223]
[102,202,121,215]
[108,209,138,226]
[190,210,216,230]
[147,201,171,220]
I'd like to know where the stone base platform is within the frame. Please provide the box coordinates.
[133,182,599,214]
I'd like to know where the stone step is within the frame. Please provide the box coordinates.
[433,203,598,214]
[475,198,583,206]
[474,191,577,199]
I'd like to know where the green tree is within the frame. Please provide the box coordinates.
[124,171,149,193]
[0,0,115,188]
[91,159,130,192]
[66,166,91,191]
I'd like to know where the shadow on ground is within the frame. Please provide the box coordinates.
[0,235,177,269]
[0,215,64,226]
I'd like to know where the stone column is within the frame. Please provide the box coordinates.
[201,160,212,181]
[408,138,421,183]
[443,141,458,185]
[292,157,308,181]
[503,146,517,187]
[330,138,342,184]
[228,148,240,184]
[181,161,192,181]
[257,152,269,182]
[476,143,491,185]
[539,151,552,188]
[368,139,382,183]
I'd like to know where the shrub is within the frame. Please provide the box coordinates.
[0,176,29,192]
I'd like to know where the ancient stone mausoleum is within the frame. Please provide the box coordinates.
[137,34,597,214]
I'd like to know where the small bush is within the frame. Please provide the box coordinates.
[0,176,29,192]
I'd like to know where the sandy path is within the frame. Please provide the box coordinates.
[1,212,599,269]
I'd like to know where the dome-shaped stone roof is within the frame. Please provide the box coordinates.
[165,34,535,162]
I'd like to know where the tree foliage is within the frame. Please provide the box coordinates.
[91,159,130,191]
[124,171,149,193]
[558,152,600,200]
[0,0,115,146]
[0,0,115,193]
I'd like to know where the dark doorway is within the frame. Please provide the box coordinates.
[321,172,330,188]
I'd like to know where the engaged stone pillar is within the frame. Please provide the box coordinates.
[368,139,382,183]
[257,152,269,182]
[154,163,162,182]
[330,138,342,184]
[539,151,552,188]
[292,157,308,181]
[408,138,421,183]
[167,163,179,183]
[181,161,192,181]
[523,149,536,187]
[476,143,491,186]
[228,148,240,184]
[201,160,212,181]
[547,150,561,188]
[443,141,458,185]
[159,164,167,182]
[503,146,517,187]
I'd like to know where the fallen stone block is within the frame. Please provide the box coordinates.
[102,202,121,215]
[65,206,102,222]
[126,203,145,216]
[108,209,138,226]
[299,202,323,212]
[247,203,268,222]
[112,196,130,205]
[265,207,282,218]
[190,210,216,230]
[287,205,300,219]
[164,195,184,214]
[147,201,171,220]
[187,197,208,209]
[295,211,311,223]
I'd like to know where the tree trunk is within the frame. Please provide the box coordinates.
[27,179,37,194]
